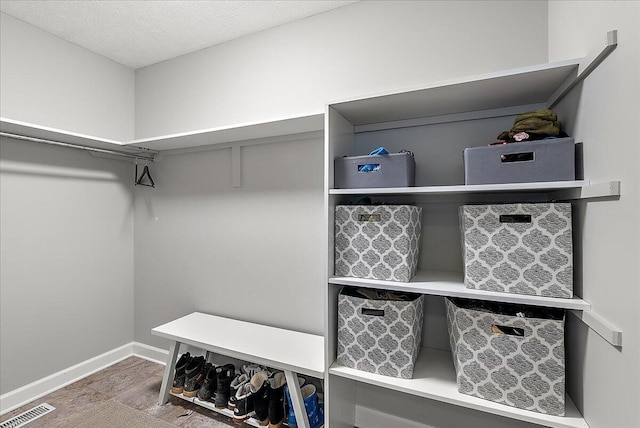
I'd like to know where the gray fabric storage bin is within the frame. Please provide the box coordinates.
[464,138,575,185]
[335,205,422,282]
[335,152,415,188]
[461,203,573,298]
[446,298,565,416]
[338,287,424,378]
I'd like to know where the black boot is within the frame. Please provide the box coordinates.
[214,364,235,408]
[250,372,270,425]
[183,356,205,397]
[267,372,286,428]
[170,352,191,394]
[196,362,217,401]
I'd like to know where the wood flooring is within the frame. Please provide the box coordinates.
[0,357,243,427]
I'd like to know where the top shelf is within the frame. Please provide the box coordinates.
[329,59,581,127]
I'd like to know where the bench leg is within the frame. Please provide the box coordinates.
[158,341,181,405]
[284,370,311,428]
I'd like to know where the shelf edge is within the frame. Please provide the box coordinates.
[328,274,591,311]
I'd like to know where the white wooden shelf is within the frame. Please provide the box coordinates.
[329,270,591,311]
[329,59,581,127]
[1,112,324,154]
[1,117,128,150]
[128,112,324,151]
[329,348,588,428]
[329,180,620,201]
[330,180,587,195]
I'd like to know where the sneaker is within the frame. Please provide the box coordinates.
[196,363,217,401]
[267,372,286,428]
[170,352,191,394]
[250,371,270,425]
[214,363,235,408]
[183,356,206,397]
[228,373,249,409]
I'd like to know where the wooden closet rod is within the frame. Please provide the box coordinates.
[0,131,157,162]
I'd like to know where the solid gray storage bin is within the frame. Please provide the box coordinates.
[335,205,422,282]
[446,297,566,416]
[335,152,415,188]
[338,287,424,379]
[464,138,575,185]
[460,203,573,298]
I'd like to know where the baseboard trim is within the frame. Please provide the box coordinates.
[132,341,168,365]
[0,343,134,416]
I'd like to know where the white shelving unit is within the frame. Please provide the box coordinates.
[324,33,618,428]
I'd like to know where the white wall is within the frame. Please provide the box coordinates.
[132,0,548,347]
[0,137,135,395]
[0,12,135,142]
[134,135,326,347]
[548,2,640,428]
[134,0,548,139]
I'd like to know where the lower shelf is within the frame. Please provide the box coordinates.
[170,392,269,427]
[170,392,323,428]
[329,348,587,428]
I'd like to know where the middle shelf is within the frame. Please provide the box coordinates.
[329,270,590,310]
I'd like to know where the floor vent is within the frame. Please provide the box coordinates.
[0,403,55,428]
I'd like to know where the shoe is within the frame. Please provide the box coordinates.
[301,384,324,428]
[249,371,270,426]
[228,373,249,409]
[242,364,264,377]
[233,370,269,424]
[183,356,206,397]
[170,352,191,394]
[232,382,255,423]
[214,364,235,408]
[196,363,217,401]
[284,376,306,427]
[267,372,286,428]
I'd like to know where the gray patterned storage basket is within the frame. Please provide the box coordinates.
[446,298,565,415]
[335,205,422,282]
[461,203,573,298]
[337,288,424,379]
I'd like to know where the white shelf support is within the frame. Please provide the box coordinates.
[284,370,311,428]
[158,340,180,405]
[570,310,623,347]
[547,30,618,108]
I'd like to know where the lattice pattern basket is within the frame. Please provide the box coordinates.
[460,203,573,298]
[337,287,424,379]
[446,297,566,415]
[335,205,422,282]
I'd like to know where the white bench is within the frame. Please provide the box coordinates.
[152,312,325,428]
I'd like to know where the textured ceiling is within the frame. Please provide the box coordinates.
[0,0,358,69]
